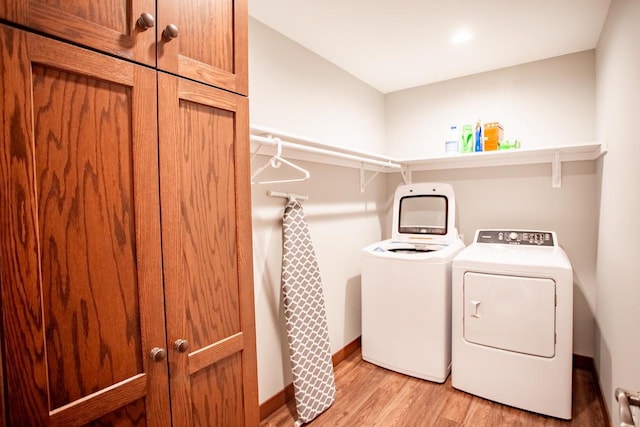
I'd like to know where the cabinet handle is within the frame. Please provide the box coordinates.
[162,24,179,41]
[150,347,167,362]
[174,339,190,353]
[136,13,155,31]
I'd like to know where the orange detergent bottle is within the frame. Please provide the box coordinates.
[483,122,503,151]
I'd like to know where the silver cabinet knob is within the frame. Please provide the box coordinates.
[137,13,155,31]
[174,339,190,353]
[162,24,179,40]
[150,347,167,362]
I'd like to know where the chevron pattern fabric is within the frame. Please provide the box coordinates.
[281,200,336,426]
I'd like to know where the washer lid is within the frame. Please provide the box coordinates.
[391,183,458,245]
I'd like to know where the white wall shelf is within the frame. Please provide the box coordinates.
[250,125,606,188]
[401,142,605,171]
[401,143,605,188]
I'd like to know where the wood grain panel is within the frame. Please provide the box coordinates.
[157,73,192,424]
[1,25,170,425]
[189,353,244,427]
[33,0,127,33]
[0,0,156,67]
[159,72,258,427]
[0,1,22,19]
[49,374,146,426]
[157,0,248,95]
[188,332,244,375]
[85,398,147,427]
[0,24,48,426]
[179,99,240,349]
[33,63,142,409]
[0,323,4,427]
[233,95,259,426]
[179,0,233,72]
[29,34,135,86]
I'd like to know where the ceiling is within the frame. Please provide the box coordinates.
[249,0,611,93]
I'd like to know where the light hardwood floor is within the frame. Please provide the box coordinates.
[261,349,608,426]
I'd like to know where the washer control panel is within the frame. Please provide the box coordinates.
[475,230,555,246]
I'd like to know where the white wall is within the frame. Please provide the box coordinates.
[385,51,596,158]
[595,0,640,424]
[248,18,387,404]
[249,18,386,153]
[384,57,600,357]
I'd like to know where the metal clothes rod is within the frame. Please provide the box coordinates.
[251,125,396,162]
[267,190,309,201]
[250,135,402,170]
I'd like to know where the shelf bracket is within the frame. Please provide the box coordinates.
[360,164,381,193]
[552,150,562,188]
[401,165,412,185]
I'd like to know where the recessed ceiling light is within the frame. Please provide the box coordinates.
[451,30,473,44]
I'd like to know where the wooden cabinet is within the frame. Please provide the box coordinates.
[0,0,247,95]
[0,19,257,427]
[158,73,257,426]
[157,0,248,95]
[0,26,170,426]
[0,0,156,67]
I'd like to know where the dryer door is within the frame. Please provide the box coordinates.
[463,272,556,357]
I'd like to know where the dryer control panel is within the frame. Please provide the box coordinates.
[475,230,555,246]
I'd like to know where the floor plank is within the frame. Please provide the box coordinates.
[261,349,608,427]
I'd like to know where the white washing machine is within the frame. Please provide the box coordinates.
[452,229,573,419]
[361,183,465,382]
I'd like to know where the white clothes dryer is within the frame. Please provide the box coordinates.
[452,229,573,419]
[361,183,465,382]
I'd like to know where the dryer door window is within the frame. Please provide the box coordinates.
[463,272,556,357]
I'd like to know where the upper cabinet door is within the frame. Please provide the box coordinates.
[156,0,248,95]
[0,0,156,67]
[0,25,170,426]
[158,72,257,426]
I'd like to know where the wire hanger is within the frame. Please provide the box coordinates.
[251,137,311,185]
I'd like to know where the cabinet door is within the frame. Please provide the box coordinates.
[0,0,156,67]
[157,0,248,95]
[0,26,171,426]
[158,72,258,427]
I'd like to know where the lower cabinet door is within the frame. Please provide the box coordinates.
[0,25,171,426]
[158,72,258,427]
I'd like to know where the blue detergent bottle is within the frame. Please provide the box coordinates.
[474,119,483,152]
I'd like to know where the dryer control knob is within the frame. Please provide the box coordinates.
[509,232,518,241]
